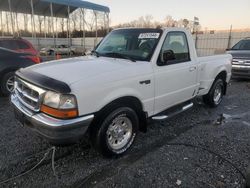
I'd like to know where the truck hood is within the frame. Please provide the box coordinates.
[227,50,250,59]
[24,56,151,85]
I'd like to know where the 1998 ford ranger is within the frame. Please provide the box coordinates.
[11,28,232,157]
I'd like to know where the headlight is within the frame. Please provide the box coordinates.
[43,91,77,109]
[42,91,78,119]
[59,95,77,109]
[43,91,61,109]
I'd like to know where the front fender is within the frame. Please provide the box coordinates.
[97,88,144,111]
[72,79,154,117]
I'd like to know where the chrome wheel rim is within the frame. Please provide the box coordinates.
[6,76,14,92]
[106,115,133,151]
[213,84,222,104]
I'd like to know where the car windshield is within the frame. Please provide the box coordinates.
[231,39,250,50]
[95,29,163,61]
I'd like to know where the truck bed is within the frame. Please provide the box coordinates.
[197,54,232,96]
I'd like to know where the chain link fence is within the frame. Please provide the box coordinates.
[194,29,250,57]
[20,28,250,58]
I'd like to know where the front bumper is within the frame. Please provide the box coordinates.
[232,65,250,79]
[11,94,94,145]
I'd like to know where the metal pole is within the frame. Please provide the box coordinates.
[23,14,29,32]
[227,25,233,49]
[50,3,56,58]
[80,10,83,46]
[67,10,69,39]
[6,12,9,35]
[47,16,50,36]
[94,11,97,47]
[30,0,36,38]
[81,8,86,54]
[55,17,58,41]
[107,13,109,34]
[44,16,46,38]
[103,12,106,34]
[195,31,198,49]
[8,0,15,36]
[67,5,71,56]
[0,11,3,37]
[15,12,20,37]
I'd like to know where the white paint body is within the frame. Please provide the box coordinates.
[26,28,232,117]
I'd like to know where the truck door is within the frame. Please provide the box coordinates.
[154,31,198,114]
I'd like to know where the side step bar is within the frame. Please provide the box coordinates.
[152,115,168,120]
[152,102,194,121]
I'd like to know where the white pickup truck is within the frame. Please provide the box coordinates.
[11,28,232,157]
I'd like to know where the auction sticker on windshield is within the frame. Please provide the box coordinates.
[139,33,160,39]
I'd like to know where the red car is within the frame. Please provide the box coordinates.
[0,38,41,63]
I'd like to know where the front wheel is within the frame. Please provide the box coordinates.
[203,78,225,107]
[0,72,15,96]
[91,106,139,157]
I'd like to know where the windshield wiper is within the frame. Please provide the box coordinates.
[91,50,100,57]
[104,52,136,62]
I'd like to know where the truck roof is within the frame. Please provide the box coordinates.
[113,27,189,33]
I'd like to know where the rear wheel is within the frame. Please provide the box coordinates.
[0,72,15,96]
[203,78,224,107]
[91,106,139,157]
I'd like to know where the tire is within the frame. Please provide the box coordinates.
[91,106,139,157]
[203,78,224,108]
[0,72,15,97]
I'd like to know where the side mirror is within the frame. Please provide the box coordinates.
[225,48,231,51]
[162,50,176,63]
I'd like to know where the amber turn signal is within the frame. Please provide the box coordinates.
[41,105,78,119]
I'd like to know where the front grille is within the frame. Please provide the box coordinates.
[14,78,46,112]
[232,59,250,66]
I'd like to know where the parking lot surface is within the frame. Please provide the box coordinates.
[0,80,250,188]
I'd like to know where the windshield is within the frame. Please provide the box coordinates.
[95,29,163,61]
[231,39,250,50]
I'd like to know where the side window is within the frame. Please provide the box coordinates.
[16,41,30,49]
[0,40,19,50]
[158,32,190,66]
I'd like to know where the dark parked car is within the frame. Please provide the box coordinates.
[0,47,38,96]
[0,38,41,63]
[227,38,250,79]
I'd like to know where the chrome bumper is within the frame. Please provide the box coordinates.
[232,65,250,78]
[11,94,94,144]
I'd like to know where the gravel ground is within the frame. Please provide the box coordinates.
[0,80,250,188]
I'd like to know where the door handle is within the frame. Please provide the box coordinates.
[189,66,197,72]
[139,80,151,85]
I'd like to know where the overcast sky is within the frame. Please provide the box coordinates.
[91,0,250,30]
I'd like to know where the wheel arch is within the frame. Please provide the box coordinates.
[0,68,18,81]
[90,96,148,133]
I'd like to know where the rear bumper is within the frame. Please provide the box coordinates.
[11,94,94,145]
[232,65,250,79]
